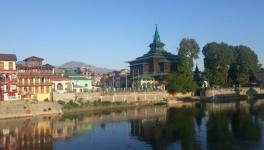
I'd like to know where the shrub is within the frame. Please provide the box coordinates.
[62,100,80,109]
[57,100,65,105]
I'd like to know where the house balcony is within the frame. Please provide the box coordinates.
[0,79,17,84]
[17,82,52,87]
[17,72,53,77]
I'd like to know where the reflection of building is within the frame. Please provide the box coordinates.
[128,25,178,88]
[64,70,92,92]
[0,54,18,101]
[0,120,53,150]
[17,56,54,101]
[50,76,73,93]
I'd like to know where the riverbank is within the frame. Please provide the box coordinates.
[0,101,62,119]
[62,101,165,114]
[0,92,263,120]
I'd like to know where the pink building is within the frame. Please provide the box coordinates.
[0,54,18,101]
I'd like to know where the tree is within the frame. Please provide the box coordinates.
[0,74,4,81]
[166,38,199,94]
[202,42,234,86]
[228,45,259,84]
[178,38,200,67]
[166,72,196,94]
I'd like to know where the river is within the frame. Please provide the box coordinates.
[1,99,264,150]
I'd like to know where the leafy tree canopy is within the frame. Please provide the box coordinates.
[229,45,259,84]
[203,42,259,86]
[166,38,199,94]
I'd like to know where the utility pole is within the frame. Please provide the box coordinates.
[137,69,139,90]
[112,75,114,91]
[125,71,127,91]
[132,69,134,90]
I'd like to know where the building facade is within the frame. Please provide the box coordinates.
[64,70,92,92]
[128,25,178,88]
[256,68,264,83]
[51,76,73,93]
[17,56,54,101]
[0,54,18,101]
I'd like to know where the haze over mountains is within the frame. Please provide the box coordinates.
[60,61,114,74]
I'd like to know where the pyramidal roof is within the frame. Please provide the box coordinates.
[153,24,160,43]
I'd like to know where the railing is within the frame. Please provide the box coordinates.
[17,82,52,86]
[74,87,165,95]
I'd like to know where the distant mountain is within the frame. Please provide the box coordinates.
[16,61,25,65]
[59,61,114,74]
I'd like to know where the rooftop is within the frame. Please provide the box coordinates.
[69,76,91,80]
[0,54,17,61]
[50,76,70,81]
[24,56,44,62]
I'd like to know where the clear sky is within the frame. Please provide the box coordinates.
[0,0,263,70]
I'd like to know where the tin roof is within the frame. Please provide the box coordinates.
[0,54,17,61]
[23,56,44,62]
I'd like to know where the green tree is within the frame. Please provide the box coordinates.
[166,38,199,94]
[178,38,200,64]
[166,72,196,94]
[202,42,234,86]
[0,75,4,81]
[228,45,259,84]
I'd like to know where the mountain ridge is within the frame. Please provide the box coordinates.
[60,61,114,74]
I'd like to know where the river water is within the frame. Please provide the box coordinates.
[1,100,264,150]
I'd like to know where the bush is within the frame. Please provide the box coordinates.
[113,101,126,105]
[44,98,49,102]
[63,100,80,109]
[260,82,264,89]
[57,100,65,105]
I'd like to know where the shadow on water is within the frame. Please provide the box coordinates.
[1,99,264,150]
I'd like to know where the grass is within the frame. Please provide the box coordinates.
[58,100,127,110]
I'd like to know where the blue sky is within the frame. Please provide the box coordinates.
[0,0,263,70]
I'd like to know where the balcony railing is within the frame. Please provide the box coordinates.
[0,79,17,84]
[17,82,52,86]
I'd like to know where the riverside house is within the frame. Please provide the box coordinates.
[50,76,73,93]
[64,70,92,92]
[0,54,18,101]
[17,56,54,101]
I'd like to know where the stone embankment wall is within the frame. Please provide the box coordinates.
[53,91,170,103]
[0,101,62,119]
[203,87,264,97]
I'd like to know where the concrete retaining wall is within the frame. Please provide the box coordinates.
[53,92,169,103]
[0,101,62,119]
[204,87,264,97]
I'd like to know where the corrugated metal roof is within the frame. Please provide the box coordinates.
[0,54,17,61]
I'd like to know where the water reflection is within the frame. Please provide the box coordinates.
[0,117,53,150]
[0,100,264,150]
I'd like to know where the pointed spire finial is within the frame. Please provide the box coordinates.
[195,63,199,72]
[153,24,160,43]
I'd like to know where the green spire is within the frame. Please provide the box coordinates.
[153,24,160,43]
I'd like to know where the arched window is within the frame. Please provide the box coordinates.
[57,83,63,90]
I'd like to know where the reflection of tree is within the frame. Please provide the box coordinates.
[207,112,234,150]
[166,108,201,150]
[131,119,168,150]
[131,107,202,150]
[207,108,262,150]
[231,111,261,143]
[194,104,206,129]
